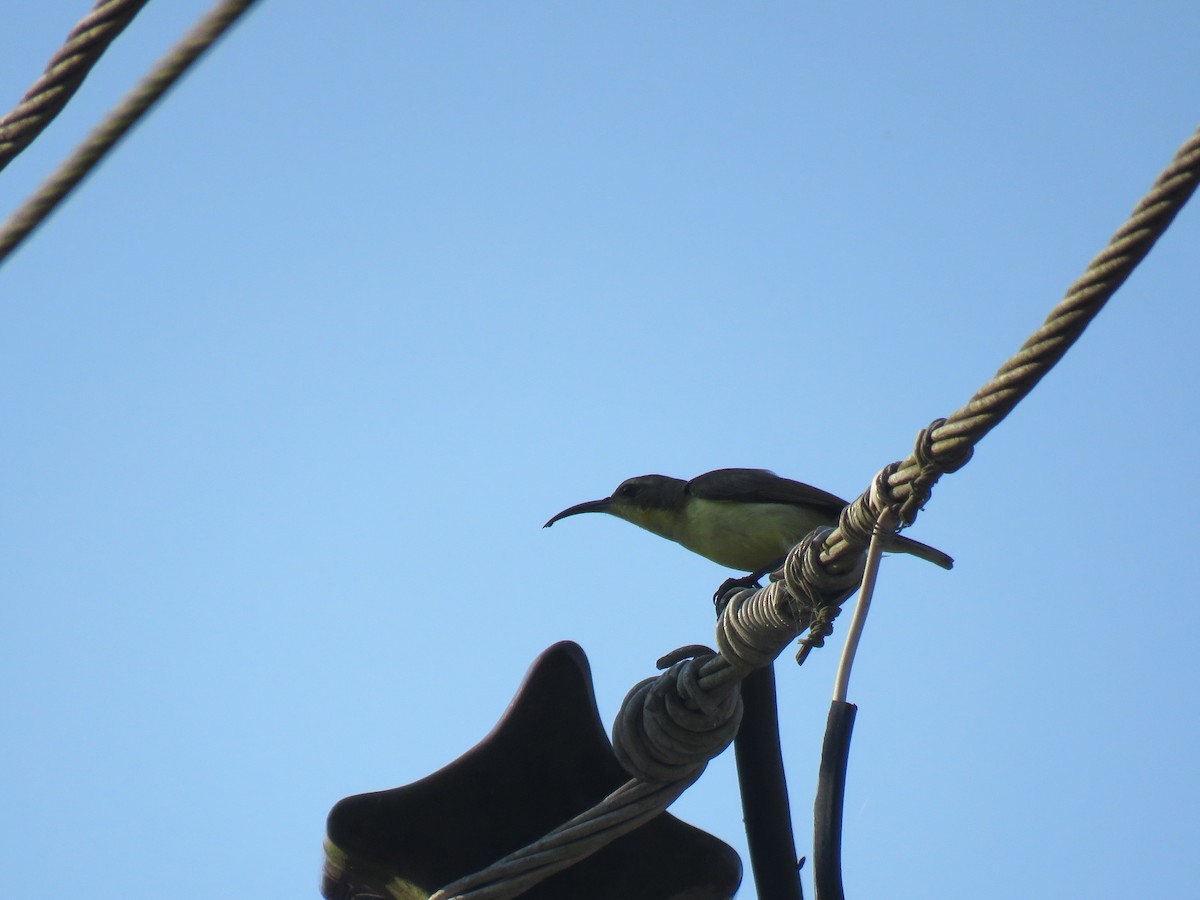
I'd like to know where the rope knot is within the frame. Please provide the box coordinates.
[612,647,743,784]
[794,605,842,665]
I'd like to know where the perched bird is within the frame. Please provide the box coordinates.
[544,468,952,580]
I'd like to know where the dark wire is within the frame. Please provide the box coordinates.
[734,664,804,900]
[813,700,856,900]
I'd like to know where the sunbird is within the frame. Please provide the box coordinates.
[544,468,952,580]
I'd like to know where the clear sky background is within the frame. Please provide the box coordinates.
[2,3,1198,899]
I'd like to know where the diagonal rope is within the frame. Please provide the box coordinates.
[913,125,1200,472]
[812,123,1200,573]
[428,122,1200,900]
[0,0,151,174]
[430,774,702,900]
[0,0,262,269]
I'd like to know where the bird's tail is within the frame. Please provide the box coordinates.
[887,534,954,570]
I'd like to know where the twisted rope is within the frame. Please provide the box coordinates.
[0,0,262,268]
[0,0,151,174]
[810,123,1200,576]
[429,123,1199,899]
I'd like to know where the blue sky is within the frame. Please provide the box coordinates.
[2,3,1198,898]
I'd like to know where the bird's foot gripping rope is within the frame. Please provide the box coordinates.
[712,574,762,612]
[694,453,941,664]
[707,524,865,665]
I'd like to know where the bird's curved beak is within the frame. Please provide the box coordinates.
[543,497,612,528]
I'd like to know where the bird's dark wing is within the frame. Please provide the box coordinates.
[685,468,848,514]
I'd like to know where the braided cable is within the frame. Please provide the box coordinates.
[0,0,151,174]
[0,0,262,268]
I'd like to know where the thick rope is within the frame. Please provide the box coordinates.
[0,0,262,268]
[428,123,1199,900]
[0,0,151,174]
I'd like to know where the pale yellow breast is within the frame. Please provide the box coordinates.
[677,499,834,571]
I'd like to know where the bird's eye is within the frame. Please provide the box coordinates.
[616,483,634,497]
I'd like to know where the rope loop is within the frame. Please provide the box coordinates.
[782,527,866,614]
[612,648,743,784]
[897,417,973,524]
[837,494,877,551]
[779,527,866,666]
[867,464,910,541]
[870,461,903,512]
[920,417,974,473]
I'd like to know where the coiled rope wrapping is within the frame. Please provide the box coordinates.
[430,123,1200,900]
[0,0,151,174]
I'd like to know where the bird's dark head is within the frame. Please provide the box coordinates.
[543,474,687,536]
